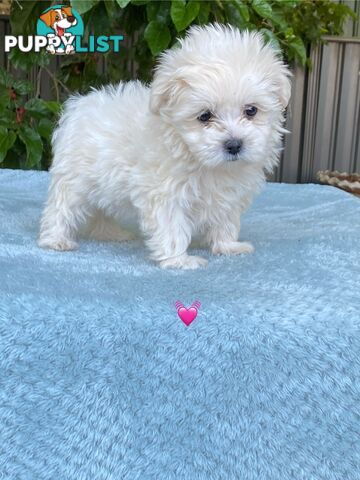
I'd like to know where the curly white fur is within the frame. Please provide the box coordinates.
[38,24,291,269]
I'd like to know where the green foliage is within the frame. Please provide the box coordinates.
[0,69,61,170]
[144,21,171,55]
[8,0,356,87]
[171,1,200,32]
[1,0,357,170]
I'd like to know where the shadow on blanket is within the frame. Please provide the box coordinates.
[0,169,359,480]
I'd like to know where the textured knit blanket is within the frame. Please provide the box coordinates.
[1,169,360,480]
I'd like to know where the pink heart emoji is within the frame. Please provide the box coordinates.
[175,300,201,326]
[177,307,198,326]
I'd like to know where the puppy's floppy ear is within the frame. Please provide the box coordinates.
[276,67,292,109]
[150,72,185,115]
[149,74,166,114]
[261,34,292,109]
[150,54,190,115]
[279,68,291,108]
[40,10,54,27]
[62,6,73,16]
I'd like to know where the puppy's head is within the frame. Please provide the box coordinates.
[40,7,77,31]
[150,24,291,169]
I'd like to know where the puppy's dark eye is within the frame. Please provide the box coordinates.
[198,111,213,123]
[55,15,60,20]
[245,105,257,118]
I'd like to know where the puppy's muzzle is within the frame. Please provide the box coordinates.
[224,139,242,158]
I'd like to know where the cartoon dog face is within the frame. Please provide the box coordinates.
[40,7,77,36]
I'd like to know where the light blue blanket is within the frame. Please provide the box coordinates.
[1,169,360,480]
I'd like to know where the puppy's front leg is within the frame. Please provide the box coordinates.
[141,206,208,270]
[207,213,254,256]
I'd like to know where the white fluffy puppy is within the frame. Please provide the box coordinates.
[39,24,291,269]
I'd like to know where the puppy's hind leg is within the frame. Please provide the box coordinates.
[38,177,89,251]
[86,211,136,242]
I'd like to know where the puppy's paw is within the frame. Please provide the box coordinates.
[38,237,78,251]
[159,254,208,270]
[46,45,56,55]
[212,241,254,256]
[65,44,75,55]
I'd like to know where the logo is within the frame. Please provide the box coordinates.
[37,5,83,54]
[4,4,123,55]
[175,300,201,326]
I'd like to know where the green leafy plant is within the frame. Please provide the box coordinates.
[1,0,357,170]
[0,69,61,169]
[9,0,355,88]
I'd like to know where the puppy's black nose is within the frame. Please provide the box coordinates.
[224,139,242,156]
[68,15,75,23]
